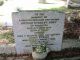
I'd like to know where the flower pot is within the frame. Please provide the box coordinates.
[32,47,50,60]
[32,51,47,60]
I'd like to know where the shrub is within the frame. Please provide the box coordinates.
[0,30,15,43]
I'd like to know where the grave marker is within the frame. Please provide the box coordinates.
[12,10,65,54]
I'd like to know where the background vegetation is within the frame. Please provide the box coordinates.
[0,30,14,43]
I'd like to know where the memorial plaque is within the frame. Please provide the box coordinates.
[67,0,80,8]
[12,10,65,54]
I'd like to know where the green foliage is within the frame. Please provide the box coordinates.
[35,44,46,53]
[0,0,4,6]
[41,6,78,13]
[0,31,15,43]
[0,0,8,6]
[49,7,73,12]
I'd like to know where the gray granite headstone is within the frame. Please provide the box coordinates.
[12,10,65,54]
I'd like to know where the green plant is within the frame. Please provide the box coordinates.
[0,30,14,43]
[0,0,4,6]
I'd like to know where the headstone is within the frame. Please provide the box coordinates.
[39,0,46,3]
[12,10,65,54]
[67,0,80,8]
[0,46,4,54]
[79,36,80,39]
